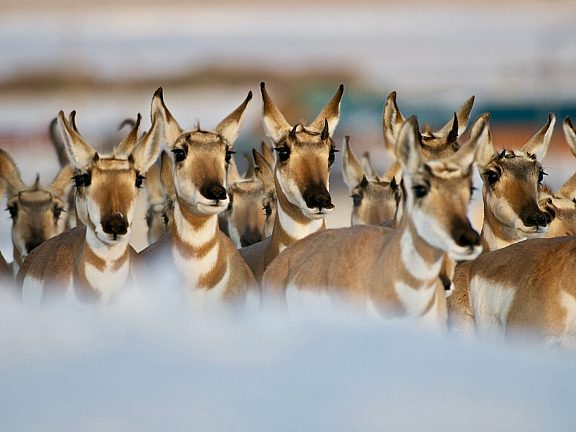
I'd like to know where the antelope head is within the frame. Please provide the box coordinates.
[397,116,483,261]
[476,114,555,240]
[145,162,173,245]
[383,91,475,160]
[253,147,276,237]
[57,99,163,246]
[0,149,73,265]
[538,116,576,237]
[155,88,252,216]
[342,136,400,226]
[222,154,268,247]
[261,82,343,219]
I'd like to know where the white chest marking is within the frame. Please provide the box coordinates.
[84,260,131,304]
[394,280,437,317]
[470,276,516,338]
[400,230,442,281]
[276,206,323,253]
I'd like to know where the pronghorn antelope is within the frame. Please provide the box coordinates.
[17,99,163,304]
[538,117,576,237]
[145,163,174,245]
[218,151,275,248]
[474,114,555,252]
[137,88,256,308]
[261,116,484,327]
[342,136,401,226]
[450,236,576,348]
[253,147,276,238]
[239,82,344,283]
[0,148,73,275]
[447,115,566,336]
[382,91,475,160]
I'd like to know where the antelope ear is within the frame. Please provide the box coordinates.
[243,153,256,179]
[396,116,422,176]
[215,91,253,145]
[261,82,292,143]
[521,113,555,161]
[260,141,275,166]
[382,91,406,157]
[151,87,183,150]
[0,148,26,196]
[57,110,97,169]
[160,151,176,198]
[436,96,475,138]
[227,154,242,185]
[342,136,366,191]
[48,164,74,198]
[382,160,402,184]
[360,151,375,178]
[448,115,487,169]
[131,105,164,174]
[49,117,69,168]
[469,113,494,168]
[253,148,274,193]
[145,164,164,202]
[114,113,142,158]
[309,84,344,137]
[563,117,576,158]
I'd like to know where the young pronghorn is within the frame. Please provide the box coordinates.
[239,82,344,283]
[145,163,173,245]
[261,116,484,327]
[218,153,274,248]
[137,89,256,308]
[253,147,276,238]
[474,114,555,251]
[342,136,401,226]
[0,149,73,275]
[17,99,163,304]
[383,91,475,160]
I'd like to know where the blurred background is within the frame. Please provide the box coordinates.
[1,0,576,254]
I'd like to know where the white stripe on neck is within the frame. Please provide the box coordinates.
[173,201,219,248]
[277,204,323,252]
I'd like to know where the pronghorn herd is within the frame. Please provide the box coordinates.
[1,84,575,348]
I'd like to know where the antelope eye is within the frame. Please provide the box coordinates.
[135,174,145,188]
[73,173,91,188]
[352,193,363,207]
[274,146,291,162]
[225,148,235,164]
[328,147,338,167]
[263,203,272,216]
[412,184,429,198]
[538,168,547,184]
[485,170,500,186]
[172,148,187,163]
[53,205,63,220]
[162,213,170,225]
[6,204,17,219]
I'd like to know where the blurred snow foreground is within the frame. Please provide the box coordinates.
[1,276,576,432]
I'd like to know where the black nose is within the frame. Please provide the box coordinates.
[523,211,548,228]
[240,229,264,248]
[25,238,44,253]
[303,185,333,211]
[201,183,227,201]
[455,230,481,248]
[101,214,128,238]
